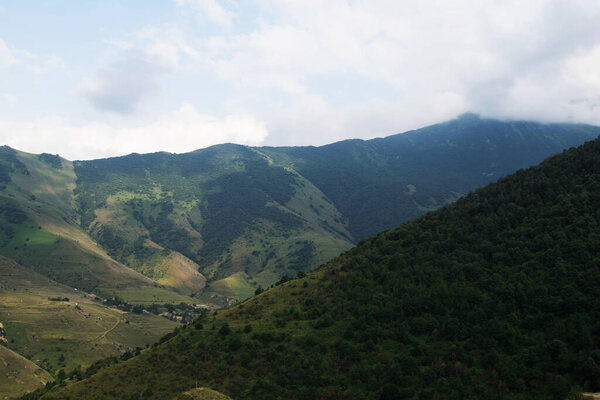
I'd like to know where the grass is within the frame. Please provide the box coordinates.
[0,345,52,399]
[155,251,206,295]
[104,287,195,305]
[0,256,179,375]
[207,272,255,301]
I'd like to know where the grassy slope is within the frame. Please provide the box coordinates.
[0,256,179,376]
[0,149,195,305]
[43,137,600,400]
[0,345,52,399]
[74,146,353,302]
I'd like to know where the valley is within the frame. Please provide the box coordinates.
[1,114,599,399]
[32,132,600,399]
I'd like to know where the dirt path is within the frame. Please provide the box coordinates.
[95,318,120,341]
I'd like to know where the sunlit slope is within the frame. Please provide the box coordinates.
[0,147,195,304]
[45,137,600,400]
[0,256,178,377]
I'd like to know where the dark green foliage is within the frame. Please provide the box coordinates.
[0,146,28,183]
[287,241,315,270]
[265,114,600,240]
[38,153,62,169]
[56,370,66,381]
[218,323,230,336]
[0,199,28,224]
[125,199,192,259]
[43,137,600,400]
[198,160,300,262]
[0,198,29,245]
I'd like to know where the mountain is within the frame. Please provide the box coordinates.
[35,134,600,399]
[70,114,600,300]
[0,146,194,305]
[262,113,600,238]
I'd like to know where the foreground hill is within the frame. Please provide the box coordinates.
[72,114,600,300]
[38,136,600,399]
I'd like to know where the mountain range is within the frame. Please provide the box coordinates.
[27,122,600,399]
[2,113,600,398]
[35,113,600,302]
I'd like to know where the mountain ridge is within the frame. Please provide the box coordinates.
[2,115,599,303]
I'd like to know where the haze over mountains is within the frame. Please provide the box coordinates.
[1,114,600,398]
[30,122,600,399]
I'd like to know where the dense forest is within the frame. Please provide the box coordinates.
[32,136,600,399]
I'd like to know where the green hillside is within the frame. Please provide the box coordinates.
[0,146,196,305]
[73,145,353,301]
[72,115,600,300]
[0,345,52,399]
[36,136,600,399]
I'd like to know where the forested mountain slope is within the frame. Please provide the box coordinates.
[72,114,600,300]
[262,113,600,238]
[39,132,600,399]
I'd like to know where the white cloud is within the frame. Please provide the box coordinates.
[0,103,268,160]
[0,38,62,73]
[78,52,167,114]
[264,93,468,147]
[5,1,600,158]
[175,0,235,27]
[121,1,597,130]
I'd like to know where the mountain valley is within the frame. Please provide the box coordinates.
[1,114,600,398]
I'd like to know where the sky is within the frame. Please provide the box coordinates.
[1,0,600,160]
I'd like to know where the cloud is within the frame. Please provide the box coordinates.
[264,93,468,147]
[175,0,235,27]
[0,103,268,160]
[0,38,62,73]
[78,52,166,114]
[5,1,600,159]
